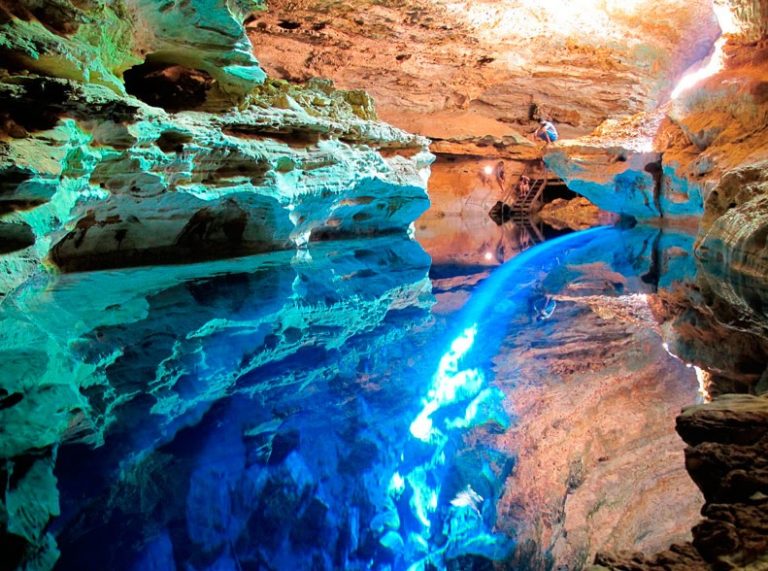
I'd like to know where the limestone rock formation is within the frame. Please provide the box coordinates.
[247,0,720,140]
[0,0,433,298]
[0,2,435,569]
[590,394,768,570]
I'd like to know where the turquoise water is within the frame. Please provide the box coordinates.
[0,223,702,570]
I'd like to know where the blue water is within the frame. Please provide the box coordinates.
[1,224,701,570]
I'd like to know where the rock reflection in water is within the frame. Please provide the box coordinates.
[0,224,718,571]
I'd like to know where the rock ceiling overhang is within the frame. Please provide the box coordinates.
[248,0,721,140]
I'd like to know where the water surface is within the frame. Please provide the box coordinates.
[0,217,705,570]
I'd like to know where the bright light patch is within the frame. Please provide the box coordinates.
[428,490,438,511]
[410,325,485,442]
[409,402,437,441]
[671,4,734,100]
[388,472,406,497]
[713,2,738,34]
[695,366,712,403]
[671,37,726,100]
[483,165,494,175]
[408,470,435,529]
[484,252,493,261]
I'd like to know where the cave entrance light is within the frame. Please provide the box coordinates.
[670,3,736,99]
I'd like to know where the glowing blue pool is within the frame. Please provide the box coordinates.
[0,223,704,570]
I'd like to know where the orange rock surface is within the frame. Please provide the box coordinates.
[248,0,719,140]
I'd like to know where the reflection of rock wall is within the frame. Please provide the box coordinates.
[0,0,432,294]
[537,197,619,231]
[0,235,433,570]
[487,226,703,569]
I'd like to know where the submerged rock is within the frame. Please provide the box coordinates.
[0,235,434,569]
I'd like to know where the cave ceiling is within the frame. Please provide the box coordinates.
[248,0,721,140]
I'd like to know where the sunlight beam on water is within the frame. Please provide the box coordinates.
[390,226,614,568]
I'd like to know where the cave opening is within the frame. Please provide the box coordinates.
[123,58,214,112]
[541,178,578,203]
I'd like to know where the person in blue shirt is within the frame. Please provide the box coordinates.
[535,119,558,143]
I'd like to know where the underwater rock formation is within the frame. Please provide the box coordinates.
[0,236,434,570]
[486,226,703,569]
[0,0,432,296]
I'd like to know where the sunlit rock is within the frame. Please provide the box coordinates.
[248,0,719,140]
[0,1,432,289]
[0,0,267,104]
[545,144,662,219]
[592,393,768,570]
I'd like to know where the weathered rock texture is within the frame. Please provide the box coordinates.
[0,236,434,571]
[247,0,719,140]
[592,394,768,571]
[0,0,432,298]
[545,13,768,222]
[538,197,620,231]
[0,2,436,569]
[480,226,703,570]
[587,18,768,565]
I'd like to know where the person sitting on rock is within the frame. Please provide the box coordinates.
[534,119,558,144]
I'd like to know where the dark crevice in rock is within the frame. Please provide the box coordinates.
[156,130,194,153]
[277,19,301,30]
[0,75,141,130]
[0,221,34,254]
[0,0,93,35]
[0,78,68,132]
[644,159,663,218]
[0,200,46,215]
[123,61,214,112]
[222,126,322,147]
[640,229,661,291]
[0,531,27,571]
[0,166,32,197]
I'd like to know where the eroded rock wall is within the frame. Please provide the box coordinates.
[0,2,435,569]
[590,17,768,569]
[246,0,719,141]
[0,0,433,297]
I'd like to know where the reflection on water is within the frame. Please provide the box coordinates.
[0,221,712,570]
